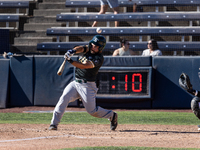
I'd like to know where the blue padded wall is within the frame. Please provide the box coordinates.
[10,56,33,106]
[0,59,10,108]
[34,56,75,106]
[152,56,198,108]
[103,56,152,67]
[6,56,200,108]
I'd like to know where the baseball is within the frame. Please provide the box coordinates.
[96,27,102,33]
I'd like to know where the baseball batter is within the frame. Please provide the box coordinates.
[49,35,118,131]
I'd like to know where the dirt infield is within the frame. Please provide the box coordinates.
[0,107,200,150]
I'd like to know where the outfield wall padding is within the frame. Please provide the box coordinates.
[9,56,34,106]
[0,59,10,108]
[3,56,200,109]
[152,56,198,108]
[103,56,152,66]
[33,56,75,106]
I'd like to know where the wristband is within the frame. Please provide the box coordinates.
[72,49,76,54]
[67,59,73,64]
[195,90,198,96]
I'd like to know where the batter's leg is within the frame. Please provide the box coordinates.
[76,82,114,120]
[50,81,80,128]
[111,6,119,27]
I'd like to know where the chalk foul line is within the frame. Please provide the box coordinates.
[0,134,86,143]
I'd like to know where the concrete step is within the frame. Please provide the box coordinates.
[14,37,54,45]
[29,16,57,23]
[33,9,71,16]
[11,44,45,54]
[18,30,47,37]
[29,16,75,26]
[24,23,63,30]
[14,35,67,43]
[38,3,66,9]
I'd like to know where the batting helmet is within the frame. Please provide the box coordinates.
[89,35,106,52]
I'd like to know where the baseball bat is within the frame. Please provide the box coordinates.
[57,58,67,76]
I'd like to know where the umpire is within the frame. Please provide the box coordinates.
[179,73,200,131]
[49,35,118,131]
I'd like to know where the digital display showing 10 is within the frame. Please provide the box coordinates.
[97,71,148,95]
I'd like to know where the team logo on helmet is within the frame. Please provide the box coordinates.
[93,37,98,42]
[89,35,106,52]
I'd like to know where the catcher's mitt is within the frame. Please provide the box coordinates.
[179,73,193,91]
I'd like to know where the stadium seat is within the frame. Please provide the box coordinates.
[0,1,30,29]
[0,1,30,14]
[65,0,200,7]
[37,41,200,55]
[46,27,200,36]
[0,14,23,29]
[57,12,200,22]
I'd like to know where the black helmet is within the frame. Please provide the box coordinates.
[89,35,106,52]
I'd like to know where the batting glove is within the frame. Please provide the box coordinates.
[67,49,76,56]
[64,52,71,60]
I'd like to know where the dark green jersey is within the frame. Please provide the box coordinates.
[75,50,104,82]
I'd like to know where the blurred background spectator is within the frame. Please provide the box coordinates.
[113,38,135,56]
[142,39,162,56]
[92,0,119,27]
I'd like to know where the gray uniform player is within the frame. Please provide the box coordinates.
[49,35,118,131]
[187,88,200,131]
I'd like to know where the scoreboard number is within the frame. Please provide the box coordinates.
[96,67,153,99]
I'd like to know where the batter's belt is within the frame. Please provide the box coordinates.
[75,78,94,83]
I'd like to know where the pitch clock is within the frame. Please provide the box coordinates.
[96,67,153,99]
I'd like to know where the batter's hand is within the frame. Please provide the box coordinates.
[64,49,76,60]
[67,49,76,56]
[64,52,71,60]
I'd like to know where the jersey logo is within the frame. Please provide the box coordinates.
[93,37,98,42]
[79,56,87,64]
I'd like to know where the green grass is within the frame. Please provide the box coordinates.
[1,111,199,150]
[0,111,199,125]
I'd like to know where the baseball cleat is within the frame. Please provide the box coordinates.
[198,125,200,132]
[110,112,118,130]
[49,124,57,130]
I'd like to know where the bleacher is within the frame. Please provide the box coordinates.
[35,0,200,56]
[37,41,200,55]
[57,12,200,23]
[46,27,200,36]
[0,14,20,29]
[65,0,200,7]
[39,26,200,55]
[0,1,31,29]
[65,0,200,13]
[0,1,30,11]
